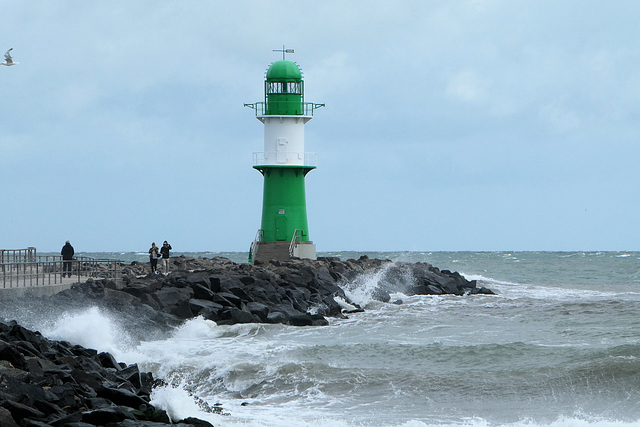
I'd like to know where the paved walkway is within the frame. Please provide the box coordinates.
[0,273,86,299]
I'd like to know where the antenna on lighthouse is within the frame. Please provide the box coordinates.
[273,45,294,60]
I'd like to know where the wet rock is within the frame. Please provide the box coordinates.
[246,302,270,322]
[98,351,122,370]
[192,284,215,300]
[0,340,26,369]
[266,311,287,324]
[1,400,45,423]
[0,320,215,427]
[0,407,18,427]
[178,417,215,427]
[81,406,136,424]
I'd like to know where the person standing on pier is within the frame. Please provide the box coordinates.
[149,243,160,274]
[160,241,172,275]
[61,240,74,278]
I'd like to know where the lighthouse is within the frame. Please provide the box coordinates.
[245,48,324,263]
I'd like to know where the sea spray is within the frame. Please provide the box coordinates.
[150,382,225,425]
[339,260,424,307]
[41,306,136,358]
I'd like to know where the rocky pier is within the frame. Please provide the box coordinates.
[51,255,494,327]
[0,255,494,426]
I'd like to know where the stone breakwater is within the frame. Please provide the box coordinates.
[53,255,495,327]
[0,320,215,427]
[0,256,494,426]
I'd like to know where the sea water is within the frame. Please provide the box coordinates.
[4,251,640,426]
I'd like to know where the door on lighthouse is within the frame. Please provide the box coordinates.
[276,137,288,164]
[275,215,288,241]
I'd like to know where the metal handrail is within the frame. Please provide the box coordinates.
[0,248,37,264]
[1,258,122,289]
[252,151,317,167]
[249,229,263,263]
[35,255,95,263]
[244,101,325,116]
[289,229,302,258]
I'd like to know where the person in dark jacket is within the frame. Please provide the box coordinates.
[160,241,172,274]
[61,241,74,278]
[149,242,160,274]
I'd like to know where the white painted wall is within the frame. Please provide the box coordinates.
[259,116,312,166]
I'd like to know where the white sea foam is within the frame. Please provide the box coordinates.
[41,306,135,359]
[334,296,359,311]
[170,315,223,339]
[341,262,396,307]
[457,270,628,303]
[490,281,628,302]
[150,384,215,423]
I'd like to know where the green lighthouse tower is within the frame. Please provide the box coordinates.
[245,49,324,263]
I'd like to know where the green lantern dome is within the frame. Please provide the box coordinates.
[266,60,302,81]
[264,60,304,115]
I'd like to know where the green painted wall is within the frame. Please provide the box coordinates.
[256,165,314,242]
[266,92,302,115]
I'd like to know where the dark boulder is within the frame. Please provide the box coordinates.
[153,286,194,309]
[266,311,288,324]
[245,302,270,322]
[1,400,45,423]
[0,340,26,369]
[192,284,215,300]
[226,307,259,324]
[81,406,136,424]
[98,351,122,370]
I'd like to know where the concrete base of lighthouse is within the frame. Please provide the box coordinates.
[253,241,316,263]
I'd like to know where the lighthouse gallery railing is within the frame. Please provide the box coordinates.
[252,152,317,167]
[244,102,325,116]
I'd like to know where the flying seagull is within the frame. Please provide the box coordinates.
[1,48,17,66]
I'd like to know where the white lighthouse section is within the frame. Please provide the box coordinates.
[254,115,314,166]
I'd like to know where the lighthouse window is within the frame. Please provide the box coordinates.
[266,81,302,94]
[288,82,301,93]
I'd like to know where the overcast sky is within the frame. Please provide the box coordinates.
[1,1,639,253]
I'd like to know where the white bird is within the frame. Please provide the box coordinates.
[1,48,17,66]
